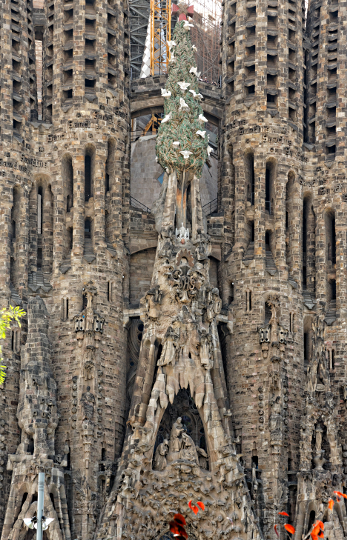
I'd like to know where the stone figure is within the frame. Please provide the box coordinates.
[313,449,326,470]
[307,356,318,393]
[153,439,169,471]
[86,308,94,332]
[158,327,177,367]
[197,446,209,469]
[199,328,213,369]
[270,396,281,433]
[81,386,95,420]
[181,432,199,463]
[168,417,184,461]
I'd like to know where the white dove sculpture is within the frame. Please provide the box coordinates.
[167,40,176,50]
[161,88,171,97]
[177,81,190,91]
[173,141,180,146]
[161,112,172,123]
[196,130,206,138]
[207,146,213,156]
[199,113,208,123]
[189,67,198,76]
[179,97,189,109]
[183,20,194,29]
[192,44,197,51]
[180,151,193,159]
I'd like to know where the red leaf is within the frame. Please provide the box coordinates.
[188,500,193,511]
[341,494,347,499]
[328,499,334,510]
[173,514,186,527]
[278,512,290,517]
[170,522,188,539]
[192,505,199,515]
[317,521,324,531]
[284,524,295,535]
[197,501,205,511]
[274,525,279,537]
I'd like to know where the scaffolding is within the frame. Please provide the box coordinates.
[130,0,221,83]
[129,0,151,79]
[190,0,222,85]
[150,0,171,75]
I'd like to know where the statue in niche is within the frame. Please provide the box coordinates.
[168,417,184,461]
[181,432,199,463]
[81,386,95,421]
[313,425,326,470]
[270,396,282,434]
[307,355,318,393]
[317,356,329,387]
[158,327,178,367]
[153,439,169,471]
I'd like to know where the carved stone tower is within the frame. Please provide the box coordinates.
[1,0,347,538]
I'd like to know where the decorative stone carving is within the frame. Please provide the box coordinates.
[1,297,70,540]
[153,439,169,471]
[73,282,105,344]
[81,386,95,421]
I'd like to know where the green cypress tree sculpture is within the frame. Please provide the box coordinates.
[156,20,209,177]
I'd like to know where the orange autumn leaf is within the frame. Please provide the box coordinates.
[333,491,347,499]
[188,500,199,515]
[328,499,334,510]
[284,524,295,534]
[197,501,205,511]
[318,533,324,538]
[278,512,290,517]
[311,534,318,540]
[274,524,279,537]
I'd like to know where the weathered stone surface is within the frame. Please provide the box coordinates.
[1,0,347,539]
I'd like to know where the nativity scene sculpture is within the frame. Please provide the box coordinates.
[97,11,261,540]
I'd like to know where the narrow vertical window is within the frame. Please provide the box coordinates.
[38,187,43,234]
[85,148,95,202]
[249,291,252,312]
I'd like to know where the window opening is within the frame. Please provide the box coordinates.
[85,155,92,201]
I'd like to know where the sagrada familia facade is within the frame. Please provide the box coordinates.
[1,0,347,538]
